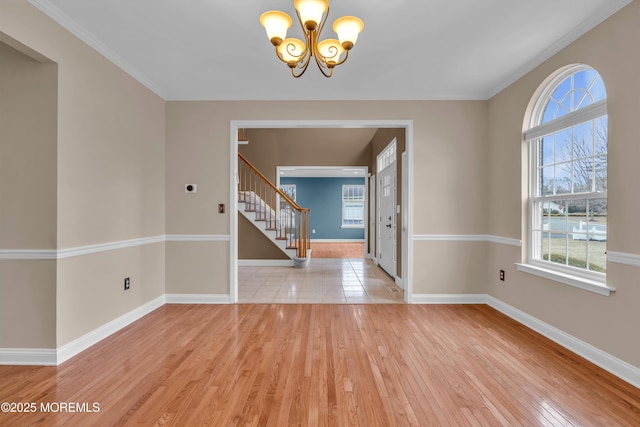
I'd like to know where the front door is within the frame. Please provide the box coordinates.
[377,156,396,278]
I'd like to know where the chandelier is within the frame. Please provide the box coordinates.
[259,0,364,78]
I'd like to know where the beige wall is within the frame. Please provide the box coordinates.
[0,40,57,250]
[487,1,640,366]
[0,1,166,348]
[165,100,488,295]
[238,215,289,260]
[0,37,58,348]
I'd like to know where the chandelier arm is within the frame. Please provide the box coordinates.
[331,48,349,67]
[294,9,312,60]
[316,6,329,39]
[310,33,333,77]
[292,53,312,78]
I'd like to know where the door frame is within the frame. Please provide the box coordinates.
[230,120,414,303]
[275,166,369,252]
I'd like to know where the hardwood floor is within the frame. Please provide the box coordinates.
[310,242,365,259]
[1,304,639,426]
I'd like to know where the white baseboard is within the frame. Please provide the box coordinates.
[411,294,487,304]
[56,295,166,365]
[238,259,294,267]
[485,295,640,389]
[0,348,57,366]
[165,294,232,304]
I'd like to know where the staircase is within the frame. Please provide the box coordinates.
[238,153,311,267]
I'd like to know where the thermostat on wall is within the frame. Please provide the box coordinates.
[185,184,197,193]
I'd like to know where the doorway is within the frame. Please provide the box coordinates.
[230,121,413,303]
[275,165,369,260]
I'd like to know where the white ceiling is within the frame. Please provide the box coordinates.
[32,0,631,101]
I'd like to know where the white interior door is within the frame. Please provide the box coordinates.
[377,160,396,277]
[368,174,376,259]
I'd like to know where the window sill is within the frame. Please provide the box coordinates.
[341,225,365,229]
[515,263,615,296]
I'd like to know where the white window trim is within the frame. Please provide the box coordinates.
[516,262,615,296]
[342,185,365,228]
[522,66,612,296]
[524,99,607,141]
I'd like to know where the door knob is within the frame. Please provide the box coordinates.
[386,224,392,228]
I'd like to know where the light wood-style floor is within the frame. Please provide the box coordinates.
[1,304,638,426]
[310,242,365,259]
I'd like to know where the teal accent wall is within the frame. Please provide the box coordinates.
[280,177,365,240]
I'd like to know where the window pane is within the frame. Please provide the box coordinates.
[541,231,551,262]
[567,238,588,269]
[572,157,593,193]
[573,122,594,157]
[541,136,554,166]
[594,117,608,154]
[554,164,571,194]
[594,154,607,192]
[554,129,572,163]
[545,233,567,267]
[540,166,554,196]
[573,69,598,109]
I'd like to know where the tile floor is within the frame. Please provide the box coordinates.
[238,258,405,304]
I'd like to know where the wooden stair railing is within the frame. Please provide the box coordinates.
[238,153,310,259]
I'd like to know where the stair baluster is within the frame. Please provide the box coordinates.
[238,153,310,260]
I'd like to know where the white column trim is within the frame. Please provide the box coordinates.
[607,251,640,267]
[57,235,166,259]
[0,235,232,260]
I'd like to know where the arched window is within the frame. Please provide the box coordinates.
[523,65,608,287]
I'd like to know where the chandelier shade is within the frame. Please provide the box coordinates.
[333,16,364,50]
[316,38,344,65]
[277,38,306,65]
[259,11,293,46]
[293,0,329,30]
[260,0,363,78]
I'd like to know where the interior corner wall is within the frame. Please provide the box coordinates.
[486,1,640,368]
[0,1,167,349]
[0,39,58,348]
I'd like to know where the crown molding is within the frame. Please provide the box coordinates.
[28,0,168,99]
[485,0,632,99]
